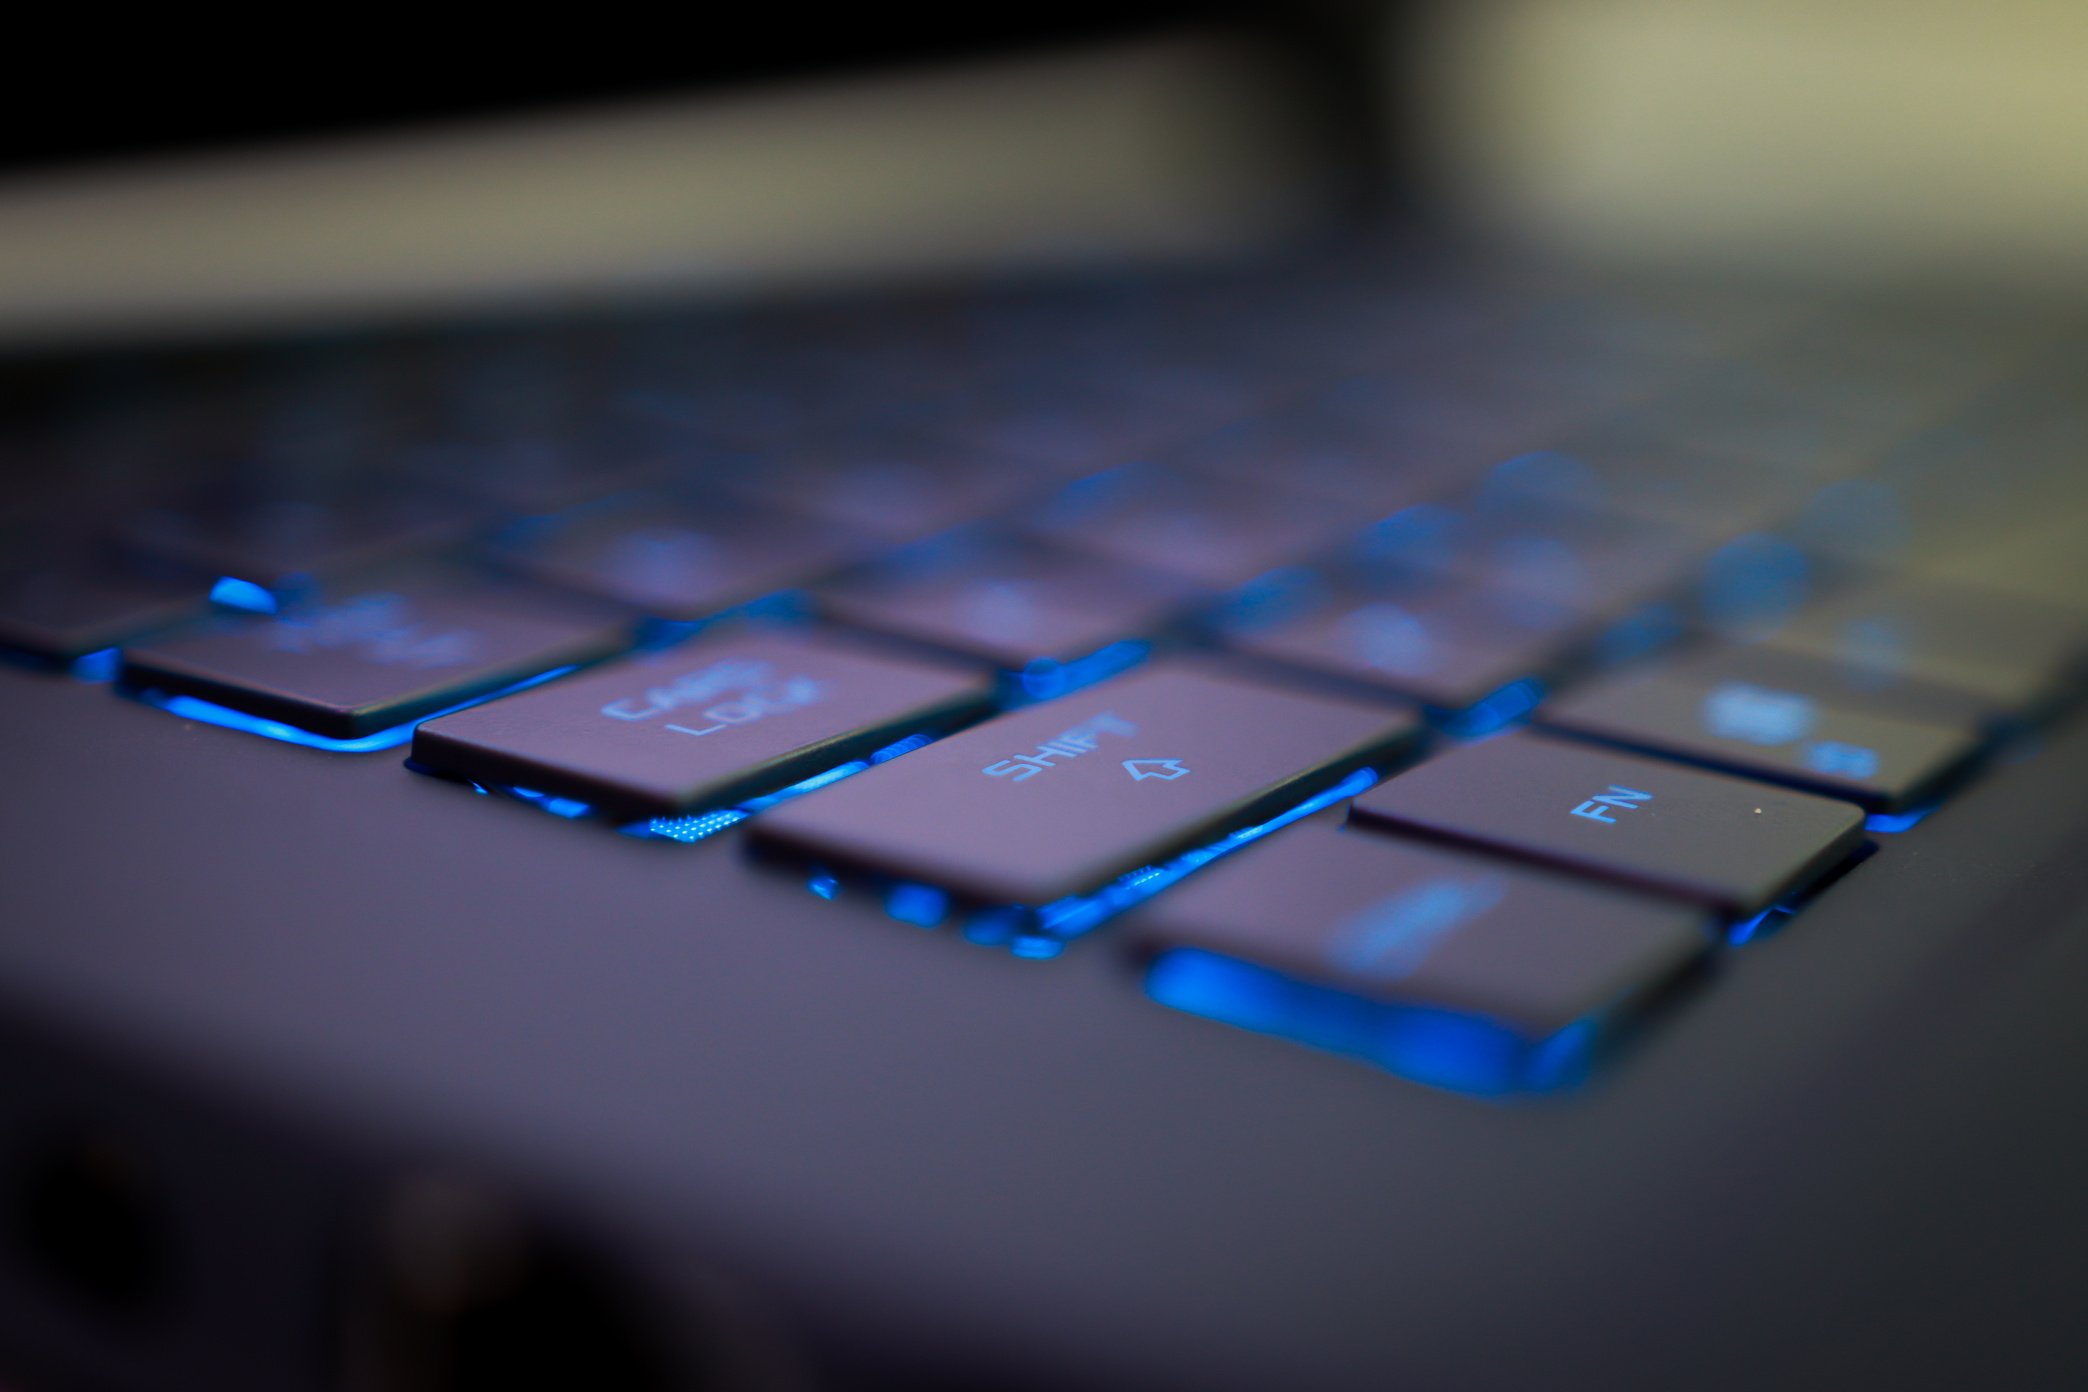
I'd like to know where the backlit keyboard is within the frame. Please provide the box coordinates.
[5,247,2085,1096]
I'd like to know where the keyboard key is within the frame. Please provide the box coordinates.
[1027,464,1354,589]
[1348,731,1865,915]
[0,531,201,662]
[407,434,664,517]
[1135,822,1710,1041]
[490,493,869,622]
[121,566,630,738]
[817,531,1195,676]
[1174,411,1469,515]
[1487,433,1808,535]
[1538,652,1982,810]
[721,438,1048,543]
[1220,580,1584,714]
[941,379,1198,471]
[754,664,1422,910]
[1351,498,1709,624]
[118,486,461,593]
[412,630,993,821]
[1762,576,2088,717]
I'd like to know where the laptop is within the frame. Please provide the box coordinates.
[4,7,2086,1390]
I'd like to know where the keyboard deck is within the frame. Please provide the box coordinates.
[5,245,2085,1097]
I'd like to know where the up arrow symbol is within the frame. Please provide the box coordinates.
[1123,758,1191,782]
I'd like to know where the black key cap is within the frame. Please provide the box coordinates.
[1762,576,2088,717]
[1027,464,1354,589]
[0,530,201,662]
[817,531,1195,679]
[722,438,1050,544]
[1644,642,1994,730]
[755,664,1422,912]
[941,380,1196,471]
[490,493,868,622]
[1538,652,1982,811]
[121,566,629,738]
[1220,579,1585,715]
[1481,434,1808,535]
[1136,822,1710,1042]
[412,631,992,821]
[1356,498,1709,619]
[1174,411,1468,516]
[407,434,664,517]
[1348,731,1865,915]
[118,487,461,593]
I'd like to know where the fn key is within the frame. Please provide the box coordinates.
[1349,732,1865,917]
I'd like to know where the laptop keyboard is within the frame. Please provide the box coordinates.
[4,247,2086,1096]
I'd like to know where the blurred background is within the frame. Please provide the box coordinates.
[3,1,2085,343]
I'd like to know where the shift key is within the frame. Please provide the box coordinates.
[753,664,1421,909]
[1349,731,1864,917]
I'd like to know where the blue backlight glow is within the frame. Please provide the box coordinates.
[68,648,121,683]
[209,576,280,614]
[1865,805,1935,834]
[507,787,592,819]
[1439,678,1546,738]
[633,589,812,650]
[1725,902,1799,946]
[482,723,950,841]
[886,883,949,927]
[1145,949,1597,1096]
[134,664,576,753]
[737,760,870,813]
[639,809,749,843]
[869,731,936,763]
[1014,640,1150,702]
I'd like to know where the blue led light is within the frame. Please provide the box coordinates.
[208,576,280,614]
[1009,935,1064,960]
[508,788,592,819]
[492,727,940,842]
[133,665,577,753]
[1725,908,1776,946]
[737,760,870,813]
[886,883,949,927]
[640,809,749,843]
[68,648,121,683]
[869,731,935,764]
[806,872,840,900]
[1145,950,1595,1096]
[1211,567,1327,632]
[633,590,812,650]
[1014,639,1150,702]
[1033,767,1380,941]
[1725,902,1802,946]
[1864,806,1935,834]
[1439,678,1546,738]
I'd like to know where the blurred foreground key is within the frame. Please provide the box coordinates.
[754,664,1420,911]
[1349,731,1864,917]
[1136,822,1709,1088]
